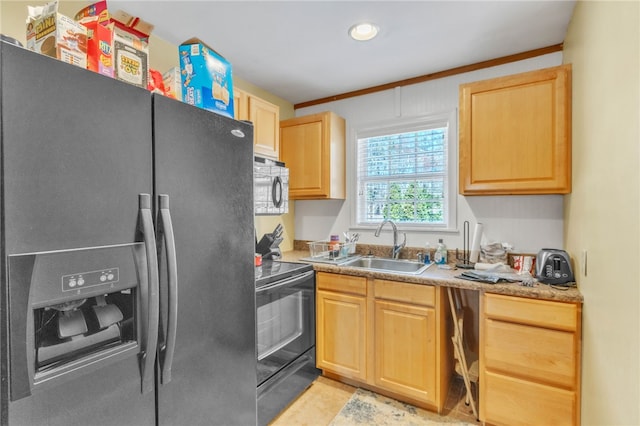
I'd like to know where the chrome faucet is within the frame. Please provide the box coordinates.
[374,219,406,259]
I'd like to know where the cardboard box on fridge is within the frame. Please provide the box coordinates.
[112,27,148,88]
[78,16,114,77]
[111,9,154,41]
[111,10,153,89]
[163,67,182,101]
[75,1,114,77]
[26,1,87,69]
[179,38,234,118]
[74,0,110,23]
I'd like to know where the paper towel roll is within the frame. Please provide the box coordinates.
[469,222,483,263]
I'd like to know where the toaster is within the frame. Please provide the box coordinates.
[536,249,575,285]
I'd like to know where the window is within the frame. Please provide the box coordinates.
[355,112,456,230]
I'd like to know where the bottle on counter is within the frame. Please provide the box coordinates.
[424,242,431,264]
[329,234,340,259]
[434,239,447,265]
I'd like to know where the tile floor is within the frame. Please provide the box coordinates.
[270,375,479,425]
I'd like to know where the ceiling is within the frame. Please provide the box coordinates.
[108,1,577,106]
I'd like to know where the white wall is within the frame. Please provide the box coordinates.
[563,1,640,424]
[296,53,565,253]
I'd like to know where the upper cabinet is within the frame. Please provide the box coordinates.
[459,64,572,195]
[234,88,280,159]
[280,111,346,200]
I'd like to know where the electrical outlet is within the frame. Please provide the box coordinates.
[581,249,588,277]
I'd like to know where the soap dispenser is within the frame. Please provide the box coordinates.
[434,239,447,265]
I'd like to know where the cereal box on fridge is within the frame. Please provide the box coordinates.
[75,1,114,77]
[74,0,108,21]
[179,38,234,118]
[113,28,148,88]
[110,9,154,89]
[26,0,87,69]
[163,67,182,101]
[76,16,114,77]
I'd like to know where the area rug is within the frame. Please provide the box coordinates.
[329,388,473,426]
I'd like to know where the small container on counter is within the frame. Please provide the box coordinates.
[255,253,263,278]
[329,235,340,259]
[424,242,431,264]
[434,239,447,264]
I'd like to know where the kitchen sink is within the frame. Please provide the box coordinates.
[340,257,432,275]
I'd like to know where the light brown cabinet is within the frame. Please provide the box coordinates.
[316,273,367,381]
[234,88,280,159]
[233,88,247,122]
[280,111,345,199]
[373,279,447,408]
[459,64,572,195]
[316,273,449,412]
[480,293,582,426]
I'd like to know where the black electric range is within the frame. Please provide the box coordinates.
[254,259,319,426]
[255,259,314,288]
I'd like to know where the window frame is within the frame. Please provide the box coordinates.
[350,110,458,232]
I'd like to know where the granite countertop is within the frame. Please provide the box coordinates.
[281,249,583,303]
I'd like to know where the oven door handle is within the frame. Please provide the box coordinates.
[256,270,315,293]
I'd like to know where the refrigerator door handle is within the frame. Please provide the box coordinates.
[136,193,160,394]
[157,194,178,384]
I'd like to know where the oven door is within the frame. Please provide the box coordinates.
[256,270,315,386]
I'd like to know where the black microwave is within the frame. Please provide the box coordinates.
[254,156,289,215]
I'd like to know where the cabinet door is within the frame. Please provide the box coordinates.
[233,88,248,121]
[250,96,279,159]
[280,111,345,199]
[281,117,325,197]
[459,64,571,195]
[374,300,436,404]
[316,290,367,381]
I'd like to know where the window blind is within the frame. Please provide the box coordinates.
[356,126,448,225]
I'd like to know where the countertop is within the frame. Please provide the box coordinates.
[281,250,583,303]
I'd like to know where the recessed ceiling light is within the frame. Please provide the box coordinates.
[348,22,379,41]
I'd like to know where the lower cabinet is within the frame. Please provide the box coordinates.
[480,293,582,426]
[373,287,437,403]
[316,273,367,381]
[316,273,583,424]
[316,272,449,412]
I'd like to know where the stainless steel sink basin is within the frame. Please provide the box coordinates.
[340,257,432,275]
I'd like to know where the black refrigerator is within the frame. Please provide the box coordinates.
[0,42,256,425]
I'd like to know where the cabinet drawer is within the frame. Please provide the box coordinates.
[483,370,577,426]
[374,279,435,307]
[484,318,577,388]
[317,272,366,296]
[484,293,578,331]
